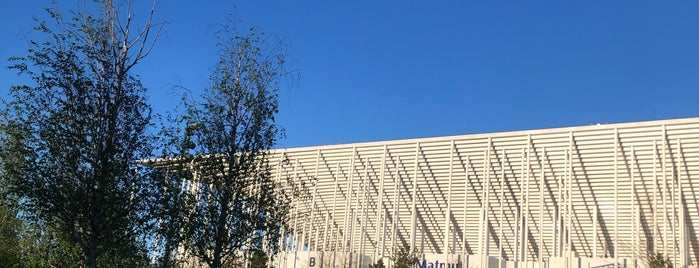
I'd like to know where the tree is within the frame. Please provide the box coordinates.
[166,17,292,268]
[392,246,419,268]
[248,249,272,268]
[645,252,674,268]
[2,1,163,267]
[148,166,189,268]
[0,198,21,267]
[370,259,386,268]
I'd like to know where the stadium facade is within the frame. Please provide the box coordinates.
[265,118,699,268]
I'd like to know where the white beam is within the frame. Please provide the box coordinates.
[410,143,420,253]
[444,140,454,255]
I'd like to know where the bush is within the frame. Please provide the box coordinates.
[645,252,673,268]
[392,246,419,268]
[370,259,386,268]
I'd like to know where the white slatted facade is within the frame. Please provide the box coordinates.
[270,118,699,267]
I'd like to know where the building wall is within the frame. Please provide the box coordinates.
[268,118,699,268]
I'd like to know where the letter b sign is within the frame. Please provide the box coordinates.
[309,257,316,267]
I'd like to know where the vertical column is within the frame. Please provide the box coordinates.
[671,138,677,266]
[342,148,356,257]
[558,150,573,258]
[376,145,388,260]
[485,142,492,260]
[278,225,286,268]
[677,139,686,267]
[330,163,340,251]
[444,140,455,255]
[523,136,531,262]
[653,140,658,247]
[515,204,520,262]
[662,125,668,257]
[538,148,544,267]
[555,174,561,258]
[515,149,524,262]
[268,159,283,262]
[292,160,300,268]
[352,159,362,261]
[553,175,560,258]
[498,151,505,260]
[293,160,301,250]
[311,150,321,251]
[410,143,420,253]
[593,205,597,258]
[559,153,563,260]
[392,156,402,256]
[614,129,619,268]
[567,133,573,265]
[462,155,470,257]
[322,213,330,251]
[359,163,370,268]
[478,149,488,268]
[355,161,365,268]
[479,144,491,257]
[631,146,636,258]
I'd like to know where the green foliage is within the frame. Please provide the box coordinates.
[248,250,271,268]
[370,259,386,268]
[0,202,21,267]
[161,14,293,268]
[18,223,82,267]
[392,246,419,268]
[645,252,673,268]
[2,1,163,267]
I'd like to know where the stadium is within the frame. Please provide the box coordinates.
[264,117,699,268]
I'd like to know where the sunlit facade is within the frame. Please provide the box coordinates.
[267,118,699,268]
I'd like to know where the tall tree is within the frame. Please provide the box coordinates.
[2,1,163,267]
[168,18,292,268]
[0,184,21,267]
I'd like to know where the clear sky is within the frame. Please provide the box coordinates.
[2,1,698,149]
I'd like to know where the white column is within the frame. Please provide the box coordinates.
[478,150,487,267]
[515,204,520,262]
[360,164,370,268]
[312,150,322,251]
[444,140,455,255]
[567,152,573,266]
[498,152,505,261]
[523,136,531,262]
[515,149,524,262]
[667,141,679,266]
[614,129,619,268]
[323,213,330,251]
[292,160,300,268]
[631,146,636,258]
[376,145,387,260]
[392,156,402,256]
[479,145,491,256]
[330,163,340,251]
[567,133,573,265]
[653,140,658,247]
[410,143,420,253]
[593,205,597,258]
[463,154,470,257]
[538,148,545,267]
[343,148,356,255]
[677,139,686,267]
[354,161,366,268]
[662,125,668,257]
[554,175,560,258]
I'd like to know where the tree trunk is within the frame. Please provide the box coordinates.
[85,247,98,268]
[212,253,222,268]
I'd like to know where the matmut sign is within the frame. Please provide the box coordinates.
[418,256,462,268]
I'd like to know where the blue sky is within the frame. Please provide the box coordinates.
[2,1,698,149]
